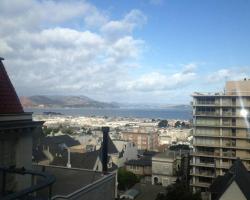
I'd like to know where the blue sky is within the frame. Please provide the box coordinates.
[0,0,250,104]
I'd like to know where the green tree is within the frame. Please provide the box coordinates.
[174,121,181,128]
[86,128,92,135]
[42,126,52,136]
[156,182,201,200]
[181,121,186,128]
[158,120,169,128]
[118,168,139,190]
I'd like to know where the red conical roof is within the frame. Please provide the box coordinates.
[0,58,24,114]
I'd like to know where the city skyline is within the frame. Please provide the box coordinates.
[1,0,250,104]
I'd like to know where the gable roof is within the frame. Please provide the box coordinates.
[210,158,250,200]
[41,135,80,147]
[0,58,24,114]
[52,150,99,170]
[99,134,119,155]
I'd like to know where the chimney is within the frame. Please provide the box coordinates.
[66,147,71,168]
[102,126,109,174]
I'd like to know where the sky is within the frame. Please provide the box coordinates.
[1,0,250,104]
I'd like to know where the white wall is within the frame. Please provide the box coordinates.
[220,181,246,200]
[113,141,138,167]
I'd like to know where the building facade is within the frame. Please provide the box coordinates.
[121,127,158,150]
[152,151,182,187]
[113,140,138,167]
[0,57,44,192]
[125,158,152,176]
[191,79,250,191]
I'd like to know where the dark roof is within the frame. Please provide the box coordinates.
[41,135,80,147]
[52,150,118,172]
[210,158,250,200]
[138,150,157,157]
[33,165,103,196]
[0,59,24,114]
[125,157,152,166]
[52,151,99,170]
[99,135,119,155]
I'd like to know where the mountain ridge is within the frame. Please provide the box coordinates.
[20,95,119,108]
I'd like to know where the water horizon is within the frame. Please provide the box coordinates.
[25,107,192,120]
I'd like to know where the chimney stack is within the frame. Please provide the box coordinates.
[102,126,109,174]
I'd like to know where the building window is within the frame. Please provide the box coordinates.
[154,177,159,184]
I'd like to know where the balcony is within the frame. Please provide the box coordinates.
[190,161,215,168]
[222,112,236,117]
[190,171,215,178]
[195,111,220,117]
[195,120,220,126]
[219,163,231,169]
[194,133,220,138]
[194,101,220,107]
[191,151,220,158]
[193,142,220,148]
[0,166,55,200]
[222,152,236,157]
[190,181,211,188]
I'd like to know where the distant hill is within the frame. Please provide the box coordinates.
[20,95,119,109]
[160,104,192,110]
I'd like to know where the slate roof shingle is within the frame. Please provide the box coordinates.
[41,135,80,147]
[52,150,100,170]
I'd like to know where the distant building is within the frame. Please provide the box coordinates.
[152,151,179,186]
[125,157,152,177]
[209,158,250,200]
[113,140,138,167]
[191,79,250,191]
[48,135,118,172]
[121,127,158,150]
[33,134,81,164]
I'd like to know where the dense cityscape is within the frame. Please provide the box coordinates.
[1,1,250,200]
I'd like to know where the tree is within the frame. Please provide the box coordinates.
[86,128,92,135]
[118,168,139,190]
[155,182,201,200]
[42,126,52,136]
[181,121,186,128]
[174,121,181,128]
[158,120,169,128]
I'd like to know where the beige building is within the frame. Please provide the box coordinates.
[191,79,250,191]
[125,158,152,176]
[122,127,158,150]
[152,151,182,187]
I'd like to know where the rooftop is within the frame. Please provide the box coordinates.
[193,79,250,97]
[125,157,152,166]
[209,158,250,200]
[33,164,116,199]
[0,58,24,114]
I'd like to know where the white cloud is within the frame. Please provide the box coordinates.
[119,64,197,92]
[101,9,147,41]
[206,67,250,83]
[0,0,198,103]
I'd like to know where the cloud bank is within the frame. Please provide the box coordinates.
[0,0,198,103]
